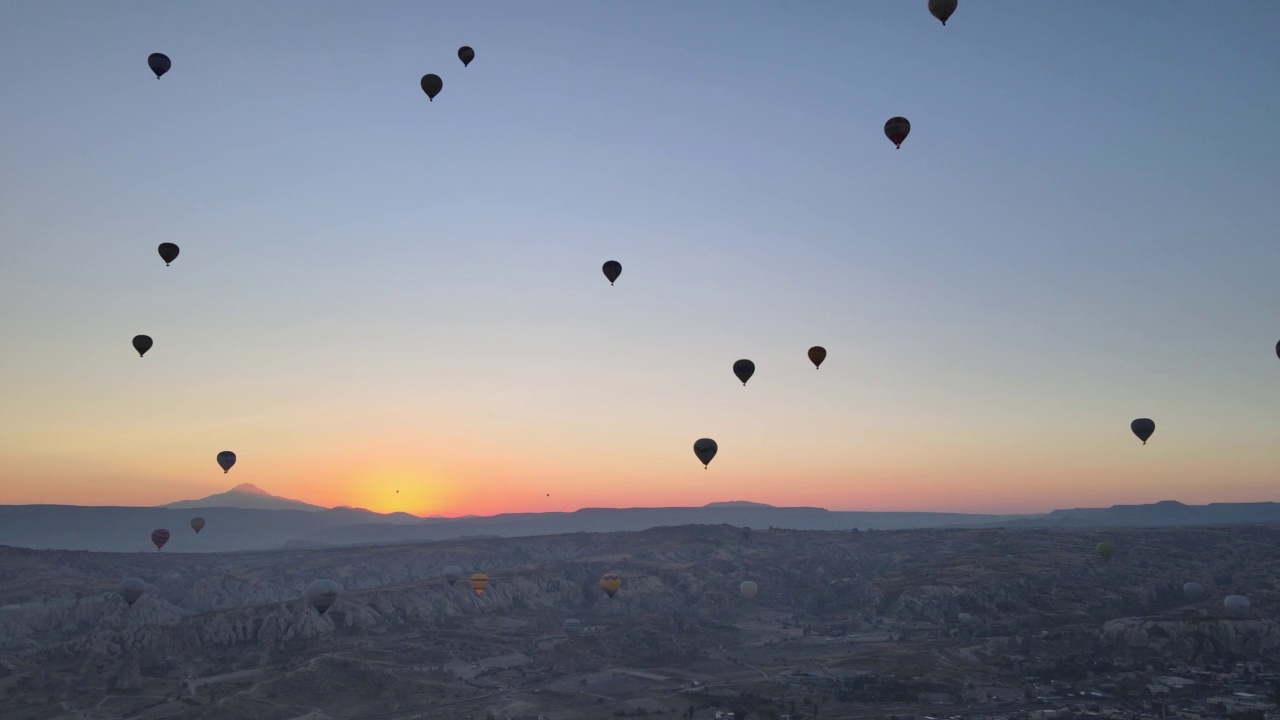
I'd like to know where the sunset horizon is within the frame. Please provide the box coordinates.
[4,0,1279,534]
[5,478,1278,520]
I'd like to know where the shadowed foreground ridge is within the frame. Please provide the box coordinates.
[1,523,1278,719]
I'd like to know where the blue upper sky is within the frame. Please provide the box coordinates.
[1,1,1278,513]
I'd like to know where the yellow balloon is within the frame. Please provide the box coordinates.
[470,573,489,596]
[600,572,622,598]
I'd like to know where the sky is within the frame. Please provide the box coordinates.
[2,1,1279,516]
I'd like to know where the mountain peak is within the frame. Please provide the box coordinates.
[163,484,327,512]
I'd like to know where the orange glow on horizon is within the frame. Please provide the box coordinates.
[331,464,456,516]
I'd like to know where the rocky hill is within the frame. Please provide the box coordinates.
[1,523,1278,719]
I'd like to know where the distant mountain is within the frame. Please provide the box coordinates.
[162,483,328,512]
[0,496,1026,553]
[293,505,1028,548]
[3,496,1274,554]
[992,500,1280,528]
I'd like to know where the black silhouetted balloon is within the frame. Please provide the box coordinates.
[808,346,826,369]
[1275,340,1279,361]
[458,46,475,67]
[885,117,911,149]
[693,438,718,469]
[733,359,755,386]
[420,74,443,101]
[216,451,236,474]
[1130,418,1155,445]
[158,243,179,266]
[148,53,171,79]
[602,261,622,285]
[132,335,153,357]
[929,0,958,26]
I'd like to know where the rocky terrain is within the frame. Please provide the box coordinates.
[1,523,1278,719]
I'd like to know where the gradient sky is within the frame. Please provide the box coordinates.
[2,1,1279,516]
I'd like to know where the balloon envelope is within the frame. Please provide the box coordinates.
[1131,418,1155,444]
[602,260,622,285]
[150,528,170,551]
[443,565,462,586]
[1224,595,1250,614]
[1183,582,1206,601]
[158,243,179,266]
[808,346,827,369]
[118,578,146,606]
[132,335,153,357]
[693,438,718,468]
[1096,541,1115,563]
[147,53,171,78]
[420,74,443,101]
[733,359,755,386]
[470,573,490,596]
[190,517,205,534]
[563,618,583,636]
[884,117,911,148]
[307,579,339,615]
[739,580,758,599]
[958,612,973,625]
[600,572,622,598]
[458,46,475,66]
[928,0,958,25]
[216,451,236,473]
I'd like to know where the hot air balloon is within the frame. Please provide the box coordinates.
[443,565,462,586]
[741,526,753,541]
[1183,582,1206,601]
[693,438,717,469]
[470,573,490,596]
[132,335,153,357]
[808,346,826,369]
[733,359,755,386]
[420,74,443,101]
[151,528,170,551]
[600,572,622,598]
[740,580,758,599]
[563,618,583,636]
[118,578,146,607]
[1131,418,1155,445]
[190,517,205,534]
[158,243,179,266]
[458,46,475,67]
[885,117,911,148]
[1274,340,1279,360]
[216,451,236,473]
[307,579,339,615]
[1096,541,1115,564]
[1224,595,1250,615]
[928,0,958,26]
[958,612,973,625]
[147,53,171,79]
[602,260,622,285]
